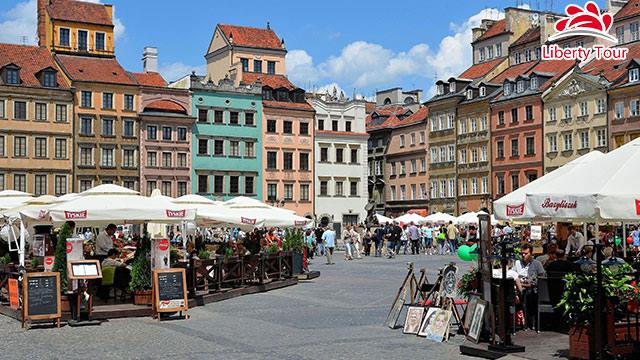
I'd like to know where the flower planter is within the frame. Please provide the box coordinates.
[61,295,71,312]
[569,326,592,360]
[291,251,304,275]
[133,290,153,306]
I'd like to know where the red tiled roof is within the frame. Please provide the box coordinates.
[46,0,113,26]
[218,24,284,50]
[529,60,575,91]
[55,54,136,85]
[583,42,640,85]
[474,19,507,42]
[316,130,369,137]
[614,0,640,21]
[367,114,399,131]
[0,43,69,89]
[490,61,538,83]
[366,106,427,131]
[372,105,411,117]
[263,100,314,111]
[242,72,297,90]
[144,100,186,114]
[130,72,167,87]
[510,26,540,48]
[458,57,506,80]
[395,106,428,126]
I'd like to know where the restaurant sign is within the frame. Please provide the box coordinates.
[241,217,257,225]
[64,210,87,219]
[165,209,186,218]
[506,203,525,217]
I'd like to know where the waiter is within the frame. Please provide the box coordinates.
[95,224,117,262]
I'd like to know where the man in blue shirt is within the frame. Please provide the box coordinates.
[322,227,336,265]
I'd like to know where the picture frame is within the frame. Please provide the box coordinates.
[417,307,438,337]
[440,264,458,299]
[403,306,425,334]
[467,299,488,343]
[463,294,481,333]
[418,307,452,342]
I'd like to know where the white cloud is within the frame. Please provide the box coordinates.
[158,62,206,83]
[286,8,504,94]
[0,0,125,45]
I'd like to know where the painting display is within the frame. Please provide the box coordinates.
[467,299,488,343]
[418,307,452,342]
[403,306,425,334]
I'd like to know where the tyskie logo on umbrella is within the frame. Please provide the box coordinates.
[64,210,87,219]
[506,204,525,217]
[165,209,186,218]
[542,1,628,61]
[241,217,256,225]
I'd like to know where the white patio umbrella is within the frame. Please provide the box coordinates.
[494,150,604,220]
[455,211,499,226]
[424,212,456,224]
[221,196,311,228]
[0,190,33,211]
[375,213,394,224]
[394,213,425,224]
[173,194,220,205]
[46,184,196,225]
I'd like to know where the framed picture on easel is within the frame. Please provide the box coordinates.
[467,299,488,343]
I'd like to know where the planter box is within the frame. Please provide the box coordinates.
[133,290,152,306]
[291,251,304,275]
[570,326,591,360]
[61,295,71,312]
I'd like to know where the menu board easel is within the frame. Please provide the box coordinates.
[152,268,189,320]
[22,272,61,329]
[67,260,102,325]
[67,260,102,280]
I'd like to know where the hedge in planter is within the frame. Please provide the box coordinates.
[129,236,152,304]
[51,223,73,293]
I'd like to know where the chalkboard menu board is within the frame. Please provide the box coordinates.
[153,269,188,314]
[22,272,61,327]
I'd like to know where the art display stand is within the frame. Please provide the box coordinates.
[384,262,420,329]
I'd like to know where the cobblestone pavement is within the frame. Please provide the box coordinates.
[0,253,564,359]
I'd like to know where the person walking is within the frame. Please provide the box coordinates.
[437,224,447,255]
[363,227,373,256]
[351,226,363,259]
[342,226,354,260]
[399,225,409,255]
[446,221,458,254]
[374,225,385,257]
[322,227,336,265]
[422,223,434,255]
[387,222,401,258]
[408,222,420,255]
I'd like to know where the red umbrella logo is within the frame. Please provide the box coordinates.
[45,257,54,266]
[549,1,616,43]
[158,239,170,251]
[66,242,73,254]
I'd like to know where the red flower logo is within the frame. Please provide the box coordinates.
[550,1,616,43]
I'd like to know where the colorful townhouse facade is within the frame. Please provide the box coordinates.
[0,44,74,195]
[309,90,368,231]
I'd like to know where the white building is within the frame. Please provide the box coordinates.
[309,89,369,236]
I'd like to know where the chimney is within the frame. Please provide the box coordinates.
[472,27,486,42]
[37,0,47,47]
[142,47,158,73]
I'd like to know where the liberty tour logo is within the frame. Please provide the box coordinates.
[506,203,525,217]
[542,1,628,61]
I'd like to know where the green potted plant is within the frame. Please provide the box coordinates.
[283,229,305,274]
[129,236,152,305]
[51,223,72,311]
[457,267,479,299]
[198,248,211,260]
[557,263,640,359]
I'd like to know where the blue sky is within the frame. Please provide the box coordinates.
[0,0,593,98]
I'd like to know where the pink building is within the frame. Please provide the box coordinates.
[134,70,195,197]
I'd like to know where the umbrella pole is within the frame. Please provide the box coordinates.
[622,222,627,258]
[19,221,26,267]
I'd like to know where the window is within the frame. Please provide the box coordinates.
[81,91,92,107]
[95,32,106,50]
[124,95,134,111]
[496,140,504,159]
[632,99,640,117]
[503,82,511,96]
[229,111,239,125]
[161,126,171,141]
[198,109,208,123]
[35,103,47,121]
[177,153,187,168]
[146,181,157,196]
[449,82,456,93]
[124,120,135,137]
[245,112,254,126]
[530,76,538,90]
[420,158,426,172]
[525,105,533,121]
[34,175,47,196]
[245,177,254,195]
[448,144,455,162]
[320,147,328,162]
[630,68,639,83]
[548,107,557,121]
[350,148,358,164]
[436,84,444,95]
[59,28,70,46]
[0,136,5,157]
[419,131,425,144]
[597,99,606,114]
[267,151,277,169]
[527,173,537,183]
[198,175,208,194]
[320,181,328,196]
[0,99,4,118]
[479,48,485,61]
[498,111,505,125]
[79,147,93,166]
[511,138,519,157]
[439,146,446,162]
[335,182,343,197]
[447,113,454,128]
[245,141,255,157]
[123,149,135,167]
[332,120,338,131]
[616,26,624,44]
[400,185,406,200]
[146,125,157,140]
[177,182,187,197]
[496,43,502,57]
[197,139,208,155]
[14,101,26,120]
[430,181,437,199]
[349,181,358,197]
[229,176,239,194]
[597,129,607,147]
[214,175,224,194]
[399,134,405,147]
[55,175,67,196]
[563,104,572,119]
[460,179,468,196]
[580,131,589,149]
[240,58,249,72]
[55,104,67,122]
[471,148,478,162]
[511,108,518,123]
[471,178,478,195]
[632,22,640,41]
[439,180,446,198]
[481,145,487,161]
[525,48,532,62]
[514,52,521,64]
[213,110,223,124]
[283,121,293,134]
[162,152,172,168]
[78,30,88,51]
[13,136,26,157]
[459,149,466,164]
[482,176,488,194]
[448,179,455,197]
[102,118,114,136]
[410,159,417,173]
[298,152,309,171]
[511,174,519,191]
[466,89,473,100]
[147,151,157,167]
[579,102,588,116]
[78,179,92,192]
[161,181,172,196]
[430,148,437,163]
[253,60,262,73]
[526,136,535,155]
[267,61,276,74]
[488,46,494,58]
[564,133,573,151]
[102,92,113,110]
[318,119,324,130]
[101,148,114,167]
[299,122,309,135]
[267,119,277,133]
[214,139,224,156]
[42,71,56,87]
[281,152,293,170]
[13,174,26,192]
[471,118,477,132]
[459,119,467,134]
[300,184,309,201]
[517,80,524,93]
[34,137,47,158]
[410,184,417,200]
[5,68,19,84]
[336,148,344,163]
[262,89,273,100]
[548,134,557,152]
[480,115,487,131]
[615,102,625,119]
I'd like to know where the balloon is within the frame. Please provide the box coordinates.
[628,236,634,245]
[458,245,472,261]
[468,244,479,261]
[615,236,622,246]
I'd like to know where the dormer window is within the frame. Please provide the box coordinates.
[504,82,511,96]
[437,84,444,95]
[630,68,639,83]
[42,71,57,87]
[4,67,19,85]
[514,52,521,64]
[530,76,538,90]
[449,81,456,93]
[479,86,486,97]
[262,88,273,100]
[276,89,289,102]
[466,89,473,100]
[517,80,524,93]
